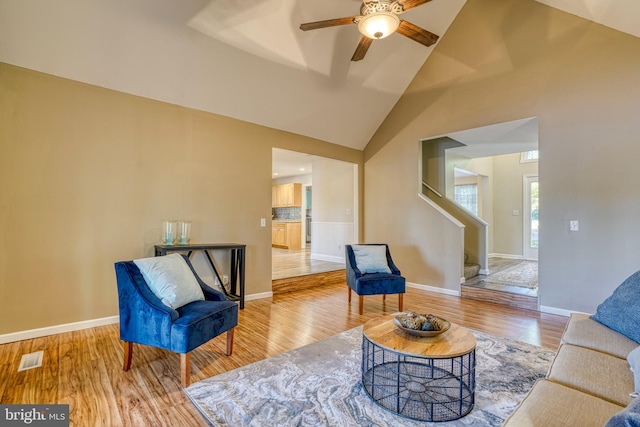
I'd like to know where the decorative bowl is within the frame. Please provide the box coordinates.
[393,314,451,337]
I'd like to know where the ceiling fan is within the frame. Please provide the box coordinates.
[299,0,439,61]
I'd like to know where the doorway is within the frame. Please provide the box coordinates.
[523,175,539,261]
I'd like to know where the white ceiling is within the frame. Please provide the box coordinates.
[0,0,638,156]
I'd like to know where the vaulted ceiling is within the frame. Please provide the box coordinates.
[1,0,638,151]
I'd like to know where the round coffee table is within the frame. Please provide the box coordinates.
[361,315,476,422]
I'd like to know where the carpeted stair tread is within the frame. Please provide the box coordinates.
[464,263,481,280]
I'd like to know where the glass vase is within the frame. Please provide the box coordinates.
[162,220,177,245]
[178,220,192,245]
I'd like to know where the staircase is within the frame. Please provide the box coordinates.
[463,253,480,281]
[464,263,480,281]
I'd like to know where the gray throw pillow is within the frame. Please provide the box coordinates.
[591,270,640,344]
[605,396,640,427]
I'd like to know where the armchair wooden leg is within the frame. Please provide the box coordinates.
[398,293,404,312]
[226,328,235,356]
[348,287,352,303]
[123,341,133,371]
[180,352,191,388]
[383,294,386,301]
[359,295,364,315]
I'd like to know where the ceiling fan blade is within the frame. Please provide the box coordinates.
[397,20,439,47]
[397,0,433,12]
[351,36,373,61]
[300,17,358,31]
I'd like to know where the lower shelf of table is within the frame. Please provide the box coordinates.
[362,339,476,422]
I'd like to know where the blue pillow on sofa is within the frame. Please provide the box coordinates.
[605,396,640,427]
[591,270,640,344]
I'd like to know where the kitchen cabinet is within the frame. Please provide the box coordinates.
[272,183,302,207]
[272,222,301,249]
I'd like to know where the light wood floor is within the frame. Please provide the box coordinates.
[271,246,344,280]
[0,280,568,426]
[462,258,539,311]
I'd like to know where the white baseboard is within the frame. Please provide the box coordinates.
[489,253,524,260]
[0,291,275,344]
[310,253,345,264]
[0,315,119,344]
[246,291,273,301]
[539,305,578,317]
[479,269,489,275]
[407,282,460,297]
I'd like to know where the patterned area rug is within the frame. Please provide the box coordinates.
[184,326,554,426]
[483,262,538,289]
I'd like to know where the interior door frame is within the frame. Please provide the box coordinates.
[523,174,539,261]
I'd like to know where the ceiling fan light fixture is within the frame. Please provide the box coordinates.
[357,12,400,40]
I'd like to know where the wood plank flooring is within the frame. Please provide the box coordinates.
[0,280,568,427]
[271,247,343,280]
[462,258,539,310]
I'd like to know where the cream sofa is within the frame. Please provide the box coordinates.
[503,313,638,427]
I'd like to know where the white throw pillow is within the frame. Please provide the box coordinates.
[352,245,391,274]
[133,253,205,309]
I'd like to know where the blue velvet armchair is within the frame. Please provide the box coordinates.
[345,244,405,315]
[115,254,238,387]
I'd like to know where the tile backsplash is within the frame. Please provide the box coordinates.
[272,207,301,221]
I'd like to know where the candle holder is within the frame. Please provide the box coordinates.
[162,220,177,245]
[178,220,192,245]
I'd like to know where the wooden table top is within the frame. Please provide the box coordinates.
[363,315,476,358]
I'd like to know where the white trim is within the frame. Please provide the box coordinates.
[310,253,346,264]
[0,315,119,344]
[460,277,465,284]
[479,269,489,275]
[417,193,465,229]
[0,291,274,344]
[539,305,586,317]
[489,253,524,260]
[246,291,273,301]
[407,282,460,297]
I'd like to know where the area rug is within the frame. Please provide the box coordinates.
[184,326,554,426]
[483,262,538,289]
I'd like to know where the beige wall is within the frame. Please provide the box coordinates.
[492,153,538,257]
[0,63,363,335]
[364,0,640,313]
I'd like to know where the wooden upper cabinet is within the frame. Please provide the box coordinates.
[272,183,302,207]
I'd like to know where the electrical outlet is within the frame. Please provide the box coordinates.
[222,275,229,285]
[570,220,579,231]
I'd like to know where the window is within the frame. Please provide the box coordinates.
[520,150,539,163]
[454,184,478,215]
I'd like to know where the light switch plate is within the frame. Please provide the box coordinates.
[570,220,579,231]
[260,218,266,227]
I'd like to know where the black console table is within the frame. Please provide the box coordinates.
[154,243,246,309]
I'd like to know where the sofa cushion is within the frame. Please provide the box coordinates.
[630,346,640,397]
[547,344,635,407]
[351,244,391,274]
[502,379,624,427]
[591,270,640,344]
[561,313,638,359]
[171,299,238,353]
[133,253,205,309]
[605,396,640,427]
